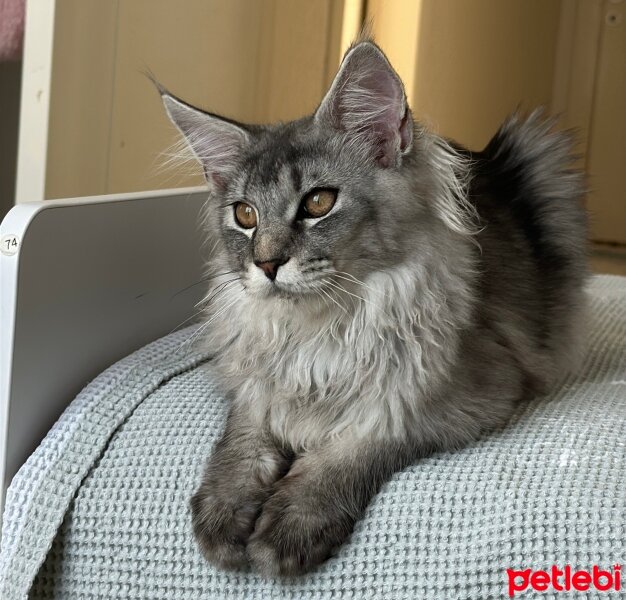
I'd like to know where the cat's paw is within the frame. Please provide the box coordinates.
[190,489,259,571]
[247,486,353,576]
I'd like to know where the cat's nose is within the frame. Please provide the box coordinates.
[254,257,289,281]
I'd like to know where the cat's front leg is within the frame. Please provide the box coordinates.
[191,405,289,570]
[247,439,413,576]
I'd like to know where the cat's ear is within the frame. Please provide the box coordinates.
[160,90,249,190]
[315,41,413,167]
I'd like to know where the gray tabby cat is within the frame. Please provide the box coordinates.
[159,40,587,576]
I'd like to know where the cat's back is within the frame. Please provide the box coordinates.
[460,111,589,392]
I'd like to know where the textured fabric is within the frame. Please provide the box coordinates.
[1,275,625,600]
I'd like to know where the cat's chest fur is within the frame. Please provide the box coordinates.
[206,261,474,450]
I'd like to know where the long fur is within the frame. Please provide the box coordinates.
[160,41,588,577]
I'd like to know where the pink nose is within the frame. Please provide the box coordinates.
[254,258,288,281]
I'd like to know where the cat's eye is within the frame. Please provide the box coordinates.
[234,202,257,229]
[302,189,337,218]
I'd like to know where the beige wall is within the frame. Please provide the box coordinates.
[368,1,625,245]
[32,0,574,197]
[45,1,119,200]
[414,0,562,149]
[44,0,347,199]
[585,0,626,244]
[21,0,626,245]
[368,0,562,150]
[366,0,421,104]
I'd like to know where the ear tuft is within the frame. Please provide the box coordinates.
[154,82,249,190]
[316,41,413,167]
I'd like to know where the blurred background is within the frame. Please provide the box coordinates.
[0,0,624,272]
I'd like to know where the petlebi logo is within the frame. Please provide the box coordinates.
[507,564,622,597]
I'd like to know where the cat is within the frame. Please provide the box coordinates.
[158,39,588,576]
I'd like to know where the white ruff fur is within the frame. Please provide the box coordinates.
[201,235,476,451]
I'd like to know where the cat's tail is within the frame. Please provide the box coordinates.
[481,109,589,377]
[482,109,588,264]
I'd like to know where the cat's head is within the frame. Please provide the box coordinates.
[161,41,472,303]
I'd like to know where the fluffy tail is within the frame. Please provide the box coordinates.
[482,109,587,269]
[481,110,589,378]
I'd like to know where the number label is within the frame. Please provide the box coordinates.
[1,234,19,256]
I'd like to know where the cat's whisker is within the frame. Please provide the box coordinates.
[318,283,350,316]
[312,287,332,314]
[326,278,394,323]
[181,293,240,352]
[324,280,361,311]
[325,278,381,312]
[175,316,213,354]
[171,270,239,300]
[170,279,239,351]
[195,278,241,308]
[175,281,243,354]
[168,308,205,338]
[202,290,244,328]
[202,298,233,329]
[333,271,382,296]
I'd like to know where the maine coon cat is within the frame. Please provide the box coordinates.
[159,39,587,576]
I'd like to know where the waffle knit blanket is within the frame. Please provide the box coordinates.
[1,275,625,599]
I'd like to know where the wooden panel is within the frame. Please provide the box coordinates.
[106,0,265,195]
[45,0,119,200]
[586,1,626,244]
[255,0,336,124]
[552,0,603,171]
[325,0,351,89]
[366,0,421,102]
[41,0,346,198]
[414,0,562,149]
